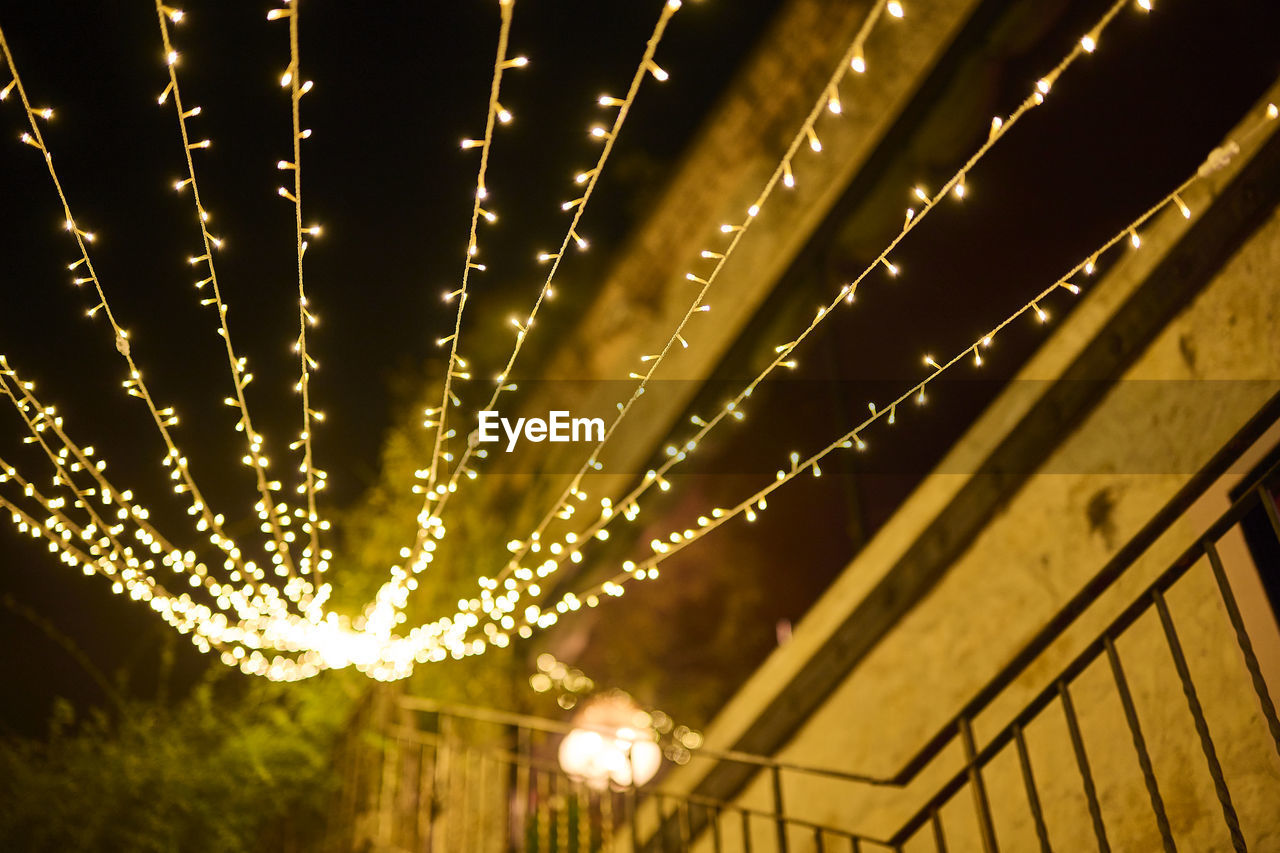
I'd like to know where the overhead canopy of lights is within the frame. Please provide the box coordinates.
[0,0,1273,681]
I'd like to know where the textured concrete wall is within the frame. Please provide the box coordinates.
[649,94,1280,852]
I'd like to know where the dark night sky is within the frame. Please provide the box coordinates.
[1,0,1278,734]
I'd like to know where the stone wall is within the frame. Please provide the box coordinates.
[645,89,1280,852]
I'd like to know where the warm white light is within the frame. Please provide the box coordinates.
[558,697,662,790]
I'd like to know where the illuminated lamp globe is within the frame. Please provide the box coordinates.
[557,694,662,790]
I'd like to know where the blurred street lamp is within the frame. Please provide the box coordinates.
[558,694,661,789]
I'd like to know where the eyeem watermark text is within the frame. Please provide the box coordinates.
[477,410,605,452]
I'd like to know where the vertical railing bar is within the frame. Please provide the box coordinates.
[814,826,827,853]
[740,808,753,853]
[601,787,613,851]
[536,767,550,853]
[849,832,861,852]
[1258,483,1280,543]
[1205,538,1280,758]
[1012,724,1052,853]
[629,777,641,853]
[377,735,397,849]
[343,733,360,851]
[929,809,948,853]
[1103,636,1177,851]
[679,799,693,851]
[427,740,440,853]
[770,765,789,853]
[653,792,665,852]
[958,717,1000,853]
[578,780,593,853]
[478,751,491,853]
[1058,681,1111,853]
[415,742,430,852]
[1153,589,1247,852]
[557,773,570,853]
[517,727,531,853]
[459,746,472,853]
[437,716,452,853]
[711,805,722,853]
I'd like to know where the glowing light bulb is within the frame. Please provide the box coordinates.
[806,127,822,153]
[887,1,904,18]
[851,51,866,74]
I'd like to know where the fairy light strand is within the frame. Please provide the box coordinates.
[420,0,518,505]
[152,2,307,597]
[0,1,1274,677]
[268,0,329,585]
[505,114,1274,638]
[0,23,263,592]
[404,0,683,575]
[489,0,898,595]
[0,357,296,621]
[486,0,1139,619]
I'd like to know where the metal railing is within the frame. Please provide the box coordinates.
[327,393,1280,851]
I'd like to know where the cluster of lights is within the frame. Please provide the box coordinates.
[396,0,682,599]
[152,2,316,606]
[482,0,913,614]
[0,0,1271,679]
[530,653,704,763]
[0,24,281,609]
[457,0,1065,634]
[487,113,1274,642]
[416,0,522,525]
[265,0,330,587]
[0,361,319,677]
[438,0,1223,644]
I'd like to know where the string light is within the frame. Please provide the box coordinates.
[0,370,311,670]
[0,22,273,606]
[502,121,1266,640]
[462,0,1178,639]
[454,0,917,627]
[396,0,684,585]
[152,1,309,599]
[265,0,329,585]
[0,0,1268,678]
[417,0,520,518]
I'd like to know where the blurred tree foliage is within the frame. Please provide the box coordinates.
[0,367,524,850]
[0,672,355,852]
